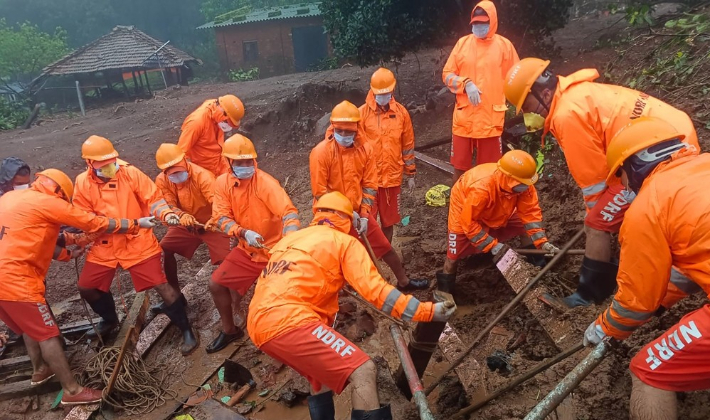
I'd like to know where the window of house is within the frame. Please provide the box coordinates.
[243,41,258,62]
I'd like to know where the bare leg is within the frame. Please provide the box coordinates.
[382,249,409,287]
[584,225,612,262]
[382,225,394,244]
[443,258,458,275]
[78,287,102,303]
[349,360,379,411]
[453,169,465,185]
[153,282,179,306]
[230,290,241,316]
[209,280,238,334]
[24,334,49,374]
[630,371,677,420]
[37,337,82,395]
[163,251,180,293]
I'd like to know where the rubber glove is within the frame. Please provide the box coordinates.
[432,301,457,322]
[583,321,607,346]
[356,216,368,235]
[243,230,265,248]
[407,176,415,191]
[542,242,560,256]
[138,216,160,229]
[465,81,482,106]
[179,213,198,227]
[165,213,180,226]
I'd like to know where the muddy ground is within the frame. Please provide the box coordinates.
[2,6,710,420]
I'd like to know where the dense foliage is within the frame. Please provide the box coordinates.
[0,20,68,86]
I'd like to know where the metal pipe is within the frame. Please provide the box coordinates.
[424,227,585,396]
[390,324,435,420]
[524,340,610,420]
[514,249,585,256]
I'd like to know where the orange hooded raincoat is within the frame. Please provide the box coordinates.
[73,161,175,269]
[0,185,139,303]
[545,69,700,211]
[358,91,415,187]
[442,1,519,139]
[309,125,378,217]
[247,212,435,347]
[177,100,231,176]
[210,167,299,263]
[449,163,548,253]
[597,149,710,339]
[155,161,215,224]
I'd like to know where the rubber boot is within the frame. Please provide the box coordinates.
[307,391,335,420]
[351,404,393,420]
[86,292,119,339]
[162,297,199,355]
[150,293,187,314]
[523,244,546,268]
[436,271,456,295]
[540,257,619,310]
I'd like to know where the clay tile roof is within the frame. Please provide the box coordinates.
[38,26,198,77]
[198,2,322,29]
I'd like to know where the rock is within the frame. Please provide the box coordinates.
[315,112,332,138]
[356,312,376,336]
[236,404,253,415]
[290,375,311,396]
[405,101,418,110]
[425,98,437,111]
[278,390,298,407]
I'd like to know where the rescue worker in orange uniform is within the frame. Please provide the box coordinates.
[359,68,416,244]
[442,0,519,184]
[247,192,456,420]
[0,169,156,405]
[310,101,429,291]
[74,135,199,355]
[0,156,31,197]
[205,134,300,353]
[504,58,701,309]
[582,117,707,420]
[153,143,231,314]
[177,95,245,176]
[437,150,558,291]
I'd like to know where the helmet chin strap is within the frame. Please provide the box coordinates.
[530,88,551,113]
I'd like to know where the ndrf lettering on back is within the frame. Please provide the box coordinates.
[600,191,632,222]
[645,320,703,370]
[312,325,356,357]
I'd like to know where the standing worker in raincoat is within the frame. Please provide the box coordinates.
[0,156,31,196]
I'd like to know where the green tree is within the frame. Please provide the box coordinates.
[0,20,68,87]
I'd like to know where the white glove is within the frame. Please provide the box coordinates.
[70,248,85,259]
[465,81,482,106]
[432,301,457,322]
[356,216,368,235]
[165,213,180,226]
[491,242,504,256]
[542,242,560,256]
[583,321,607,347]
[243,230,265,248]
[407,177,415,191]
[138,216,160,229]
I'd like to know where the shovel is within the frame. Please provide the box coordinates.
[224,360,257,407]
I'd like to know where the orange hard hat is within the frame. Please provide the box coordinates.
[371,68,396,94]
[314,191,354,218]
[222,134,257,160]
[155,143,186,170]
[219,95,245,126]
[81,135,119,161]
[330,101,361,123]
[606,117,686,183]
[36,168,74,201]
[498,150,539,185]
[505,57,551,114]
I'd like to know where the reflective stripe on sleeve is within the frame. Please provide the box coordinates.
[117,219,130,234]
[107,219,117,232]
[581,181,606,197]
[524,222,543,230]
[382,289,403,315]
[670,268,702,295]
[610,299,654,322]
[530,231,546,242]
[401,298,421,322]
[475,235,494,251]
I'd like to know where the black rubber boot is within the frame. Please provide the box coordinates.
[162,298,198,355]
[397,278,430,291]
[540,257,619,310]
[150,293,187,314]
[206,329,244,354]
[436,271,456,295]
[86,292,119,339]
[307,391,335,420]
[523,244,546,268]
[351,404,393,420]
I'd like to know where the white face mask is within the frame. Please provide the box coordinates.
[375,94,392,107]
[13,184,29,190]
[232,165,255,180]
[218,121,233,133]
[334,132,355,148]
[472,23,490,38]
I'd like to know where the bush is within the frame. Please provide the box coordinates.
[228,67,260,81]
[0,97,29,130]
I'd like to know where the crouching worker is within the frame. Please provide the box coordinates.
[0,169,156,405]
[247,192,456,420]
[438,150,558,292]
[73,135,198,355]
[205,134,299,353]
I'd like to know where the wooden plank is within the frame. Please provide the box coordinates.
[0,377,61,402]
[414,151,454,175]
[113,292,149,346]
[0,355,30,373]
[438,323,483,394]
[63,404,100,420]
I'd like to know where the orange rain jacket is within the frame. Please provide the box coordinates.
[358,91,416,187]
[155,161,215,224]
[247,215,435,347]
[442,1,519,139]
[73,161,175,269]
[545,69,700,211]
[0,186,138,303]
[449,163,548,253]
[211,167,299,263]
[309,125,378,217]
[177,100,230,177]
[597,149,710,340]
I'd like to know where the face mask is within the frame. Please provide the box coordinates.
[168,171,189,184]
[218,121,233,132]
[95,162,118,179]
[232,165,255,180]
[334,132,355,148]
[523,113,545,132]
[375,94,392,107]
[512,184,529,193]
[13,184,29,190]
[472,23,490,38]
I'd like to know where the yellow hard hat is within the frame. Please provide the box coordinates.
[222,134,257,159]
[606,117,685,183]
[330,101,361,123]
[155,143,186,170]
[505,57,551,114]
[371,68,396,94]
[498,150,539,185]
[314,192,354,218]
[81,135,119,161]
[218,95,245,127]
[36,169,74,201]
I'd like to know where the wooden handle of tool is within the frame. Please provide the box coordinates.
[361,234,385,275]
[226,384,252,407]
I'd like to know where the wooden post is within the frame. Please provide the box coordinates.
[120,75,130,99]
[131,71,139,95]
[75,81,86,116]
[143,70,152,95]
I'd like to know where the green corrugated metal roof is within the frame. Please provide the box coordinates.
[197,3,322,30]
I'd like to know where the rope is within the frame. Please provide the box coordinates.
[74,259,105,347]
[79,347,177,415]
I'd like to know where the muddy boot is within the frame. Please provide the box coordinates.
[436,271,456,295]
[540,257,619,310]
[523,244,546,268]
[397,278,430,292]
[307,391,335,420]
[150,293,187,315]
[351,404,393,420]
[86,292,119,339]
[162,298,198,355]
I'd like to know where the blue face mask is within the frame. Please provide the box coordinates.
[168,171,189,184]
[232,165,255,180]
[512,184,529,193]
[472,23,490,38]
[334,132,355,148]
[375,94,392,107]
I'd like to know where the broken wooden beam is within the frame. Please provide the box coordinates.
[0,376,61,402]
[106,292,149,396]
[414,151,454,175]
[438,323,483,394]
[63,403,100,420]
